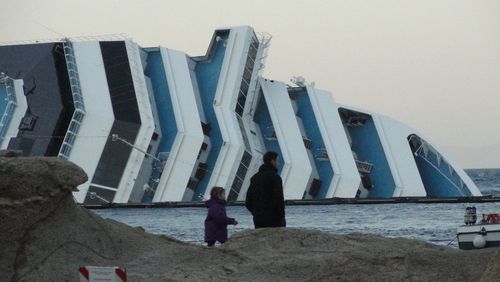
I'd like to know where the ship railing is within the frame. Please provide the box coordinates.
[67,34,130,42]
[153,152,169,171]
[144,151,170,197]
[239,34,263,108]
[0,34,130,46]
[303,137,313,150]
[414,143,467,195]
[246,32,272,116]
[410,134,466,191]
[256,32,272,75]
[355,160,373,174]
[265,130,278,141]
[315,147,330,161]
[256,32,272,47]
[58,40,86,160]
[0,76,18,145]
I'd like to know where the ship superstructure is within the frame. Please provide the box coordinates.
[0,26,481,204]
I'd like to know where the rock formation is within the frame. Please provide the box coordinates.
[480,248,500,281]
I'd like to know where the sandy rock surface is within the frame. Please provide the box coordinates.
[480,248,500,281]
[1,152,498,281]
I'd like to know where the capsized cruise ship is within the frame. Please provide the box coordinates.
[0,26,481,204]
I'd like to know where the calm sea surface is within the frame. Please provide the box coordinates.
[94,169,500,247]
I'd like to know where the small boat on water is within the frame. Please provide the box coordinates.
[457,207,500,250]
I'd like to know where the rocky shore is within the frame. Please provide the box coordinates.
[1,151,499,281]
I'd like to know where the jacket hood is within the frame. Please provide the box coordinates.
[206,197,226,208]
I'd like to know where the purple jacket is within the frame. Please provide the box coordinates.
[204,198,236,242]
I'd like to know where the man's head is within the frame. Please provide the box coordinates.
[263,151,278,168]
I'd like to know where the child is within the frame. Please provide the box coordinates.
[204,186,238,247]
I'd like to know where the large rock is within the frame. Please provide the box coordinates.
[0,152,87,280]
[481,248,500,281]
[1,152,499,281]
[223,228,495,281]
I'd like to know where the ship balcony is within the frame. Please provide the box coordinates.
[315,147,329,161]
[356,160,373,174]
[303,137,313,150]
[265,130,277,141]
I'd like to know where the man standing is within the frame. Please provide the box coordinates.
[245,151,286,228]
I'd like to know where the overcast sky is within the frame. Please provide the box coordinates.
[1,0,499,151]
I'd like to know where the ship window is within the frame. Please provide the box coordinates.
[309,178,322,197]
[18,115,37,131]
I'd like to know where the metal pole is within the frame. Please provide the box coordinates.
[111,134,161,162]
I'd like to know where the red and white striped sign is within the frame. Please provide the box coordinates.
[79,266,126,282]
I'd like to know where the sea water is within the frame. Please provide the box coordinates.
[94,169,500,247]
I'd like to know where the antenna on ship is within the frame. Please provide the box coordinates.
[30,18,68,39]
[290,76,315,88]
[290,76,306,87]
